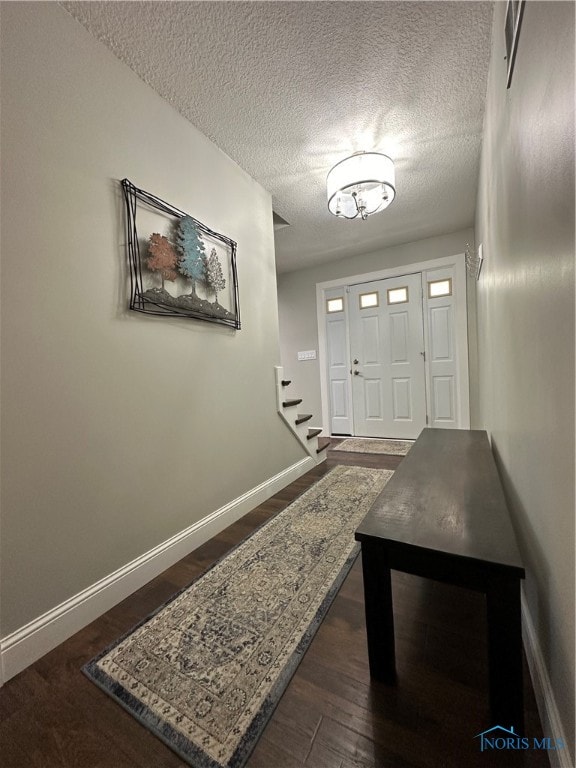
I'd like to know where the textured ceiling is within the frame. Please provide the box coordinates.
[61,1,494,273]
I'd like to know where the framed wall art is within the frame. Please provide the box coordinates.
[122,179,240,329]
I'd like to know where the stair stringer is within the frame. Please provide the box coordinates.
[274,366,326,464]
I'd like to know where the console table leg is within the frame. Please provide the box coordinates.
[486,578,524,734]
[360,542,396,683]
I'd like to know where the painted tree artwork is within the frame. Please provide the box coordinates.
[177,216,208,296]
[122,179,240,329]
[146,233,178,290]
[206,248,226,304]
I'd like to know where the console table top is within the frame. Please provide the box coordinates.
[355,428,525,576]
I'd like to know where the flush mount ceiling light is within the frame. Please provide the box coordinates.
[327,151,396,220]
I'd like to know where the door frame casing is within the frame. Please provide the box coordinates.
[316,253,470,436]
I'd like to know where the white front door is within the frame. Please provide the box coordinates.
[348,273,427,439]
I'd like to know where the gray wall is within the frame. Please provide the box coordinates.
[277,228,477,430]
[0,3,304,637]
[476,1,574,753]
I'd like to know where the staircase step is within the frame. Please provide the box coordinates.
[282,398,302,408]
[307,428,322,441]
[295,413,313,425]
[316,438,330,454]
[281,380,291,387]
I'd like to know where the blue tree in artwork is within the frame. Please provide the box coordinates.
[176,216,206,296]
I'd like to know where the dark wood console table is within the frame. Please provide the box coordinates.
[355,428,525,732]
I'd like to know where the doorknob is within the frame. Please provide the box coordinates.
[353,370,361,376]
[353,359,359,365]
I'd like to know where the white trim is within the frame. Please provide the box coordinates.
[0,456,315,683]
[522,592,573,768]
[317,254,470,435]
[453,255,470,427]
[316,253,463,293]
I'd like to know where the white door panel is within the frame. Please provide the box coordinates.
[349,273,427,439]
[328,318,347,365]
[330,379,348,417]
[390,312,409,362]
[325,289,353,434]
[393,378,412,420]
[364,379,382,419]
[433,376,455,421]
[430,305,454,361]
[425,269,459,428]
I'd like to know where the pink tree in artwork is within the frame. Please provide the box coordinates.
[146,233,178,290]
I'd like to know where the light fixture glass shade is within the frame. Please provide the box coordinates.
[327,152,395,220]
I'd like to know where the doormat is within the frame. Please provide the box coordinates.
[333,437,414,456]
[83,465,393,768]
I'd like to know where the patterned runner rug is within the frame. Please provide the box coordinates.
[83,465,393,768]
[333,437,414,456]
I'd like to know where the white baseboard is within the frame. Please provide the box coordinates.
[0,456,315,684]
[521,592,573,768]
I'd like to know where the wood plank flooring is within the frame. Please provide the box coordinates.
[0,443,548,767]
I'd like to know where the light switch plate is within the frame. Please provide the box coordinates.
[297,350,317,361]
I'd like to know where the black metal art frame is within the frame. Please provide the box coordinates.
[505,0,526,89]
[122,178,241,329]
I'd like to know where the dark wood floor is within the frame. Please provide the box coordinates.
[0,443,548,767]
